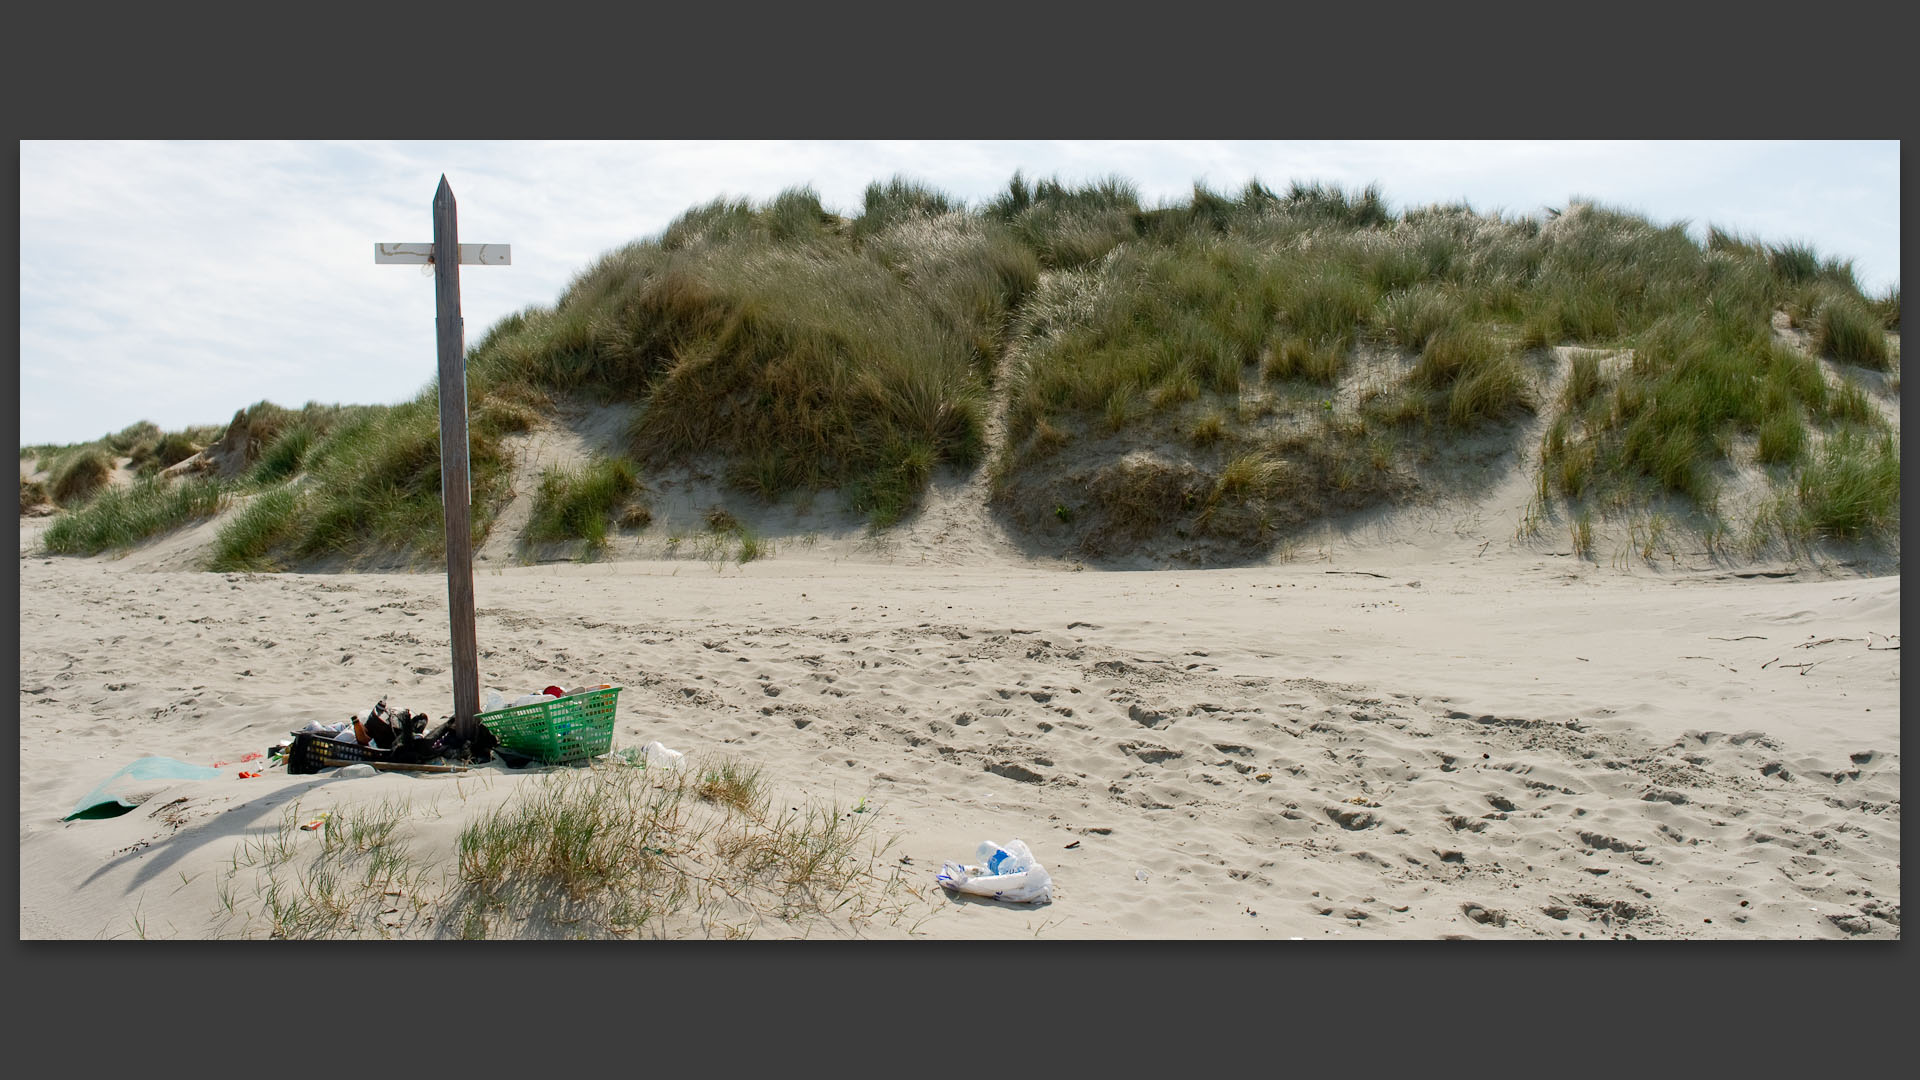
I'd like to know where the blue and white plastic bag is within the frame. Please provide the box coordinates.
[936,838,1053,904]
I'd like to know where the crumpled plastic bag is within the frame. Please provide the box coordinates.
[642,741,685,767]
[936,838,1053,904]
[605,741,687,768]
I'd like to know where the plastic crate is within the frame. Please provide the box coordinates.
[287,731,391,775]
[478,686,622,765]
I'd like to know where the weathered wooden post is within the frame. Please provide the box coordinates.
[375,176,510,742]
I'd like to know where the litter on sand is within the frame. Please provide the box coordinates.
[936,839,1053,904]
[64,757,225,821]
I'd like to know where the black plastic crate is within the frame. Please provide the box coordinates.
[287,731,393,774]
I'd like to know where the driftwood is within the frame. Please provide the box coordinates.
[364,760,471,774]
[1794,637,1861,649]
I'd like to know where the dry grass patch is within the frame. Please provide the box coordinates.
[208,759,914,941]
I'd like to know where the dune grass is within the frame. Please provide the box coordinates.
[33,175,1903,566]
[1538,309,1883,511]
[42,474,227,554]
[463,183,1026,529]
[1791,430,1900,541]
[20,476,50,514]
[1870,285,1900,331]
[697,505,774,564]
[526,457,642,554]
[128,431,205,478]
[204,486,303,571]
[49,446,113,506]
[1812,293,1894,369]
[207,760,909,940]
[196,395,517,570]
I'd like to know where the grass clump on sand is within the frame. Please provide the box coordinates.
[1811,293,1894,370]
[1789,430,1900,542]
[128,431,204,478]
[42,475,227,555]
[204,486,302,571]
[50,446,113,507]
[526,457,643,554]
[209,760,910,940]
[697,505,773,564]
[20,476,50,514]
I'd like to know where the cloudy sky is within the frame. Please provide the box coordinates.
[18,140,1899,448]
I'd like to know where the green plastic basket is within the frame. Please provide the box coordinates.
[478,686,622,765]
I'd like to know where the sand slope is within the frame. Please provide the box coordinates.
[17,499,1899,938]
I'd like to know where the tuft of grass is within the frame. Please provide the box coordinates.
[207,486,303,571]
[105,420,162,456]
[21,476,50,514]
[1102,386,1139,432]
[527,458,641,554]
[1869,285,1899,331]
[1812,295,1893,369]
[1822,380,1878,427]
[243,427,315,487]
[51,447,112,506]
[1792,431,1899,541]
[848,437,938,527]
[1188,411,1229,447]
[43,475,226,555]
[696,759,764,814]
[1754,411,1808,466]
[735,529,772,564]
[853,175,956,238]
[1408,324,1534,429]
[1766,243,1821,285]
[1213,451,1286,501]
[1375,283,1465,351]
[130,431,203,477]
[1571,509,1594,559]
[1561,349,1607,410]
[1411,324,1499,389]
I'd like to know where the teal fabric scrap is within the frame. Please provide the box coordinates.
[63,756,225,821]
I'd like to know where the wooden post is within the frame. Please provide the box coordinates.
[432,177,481,742]
[376,180,507,745]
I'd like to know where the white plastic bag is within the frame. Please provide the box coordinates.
[642,741,685,768]
[936,838,1053,904]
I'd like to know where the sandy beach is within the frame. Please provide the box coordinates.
[17,484,1900,939]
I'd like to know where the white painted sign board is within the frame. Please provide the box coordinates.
[374,242,511,265]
